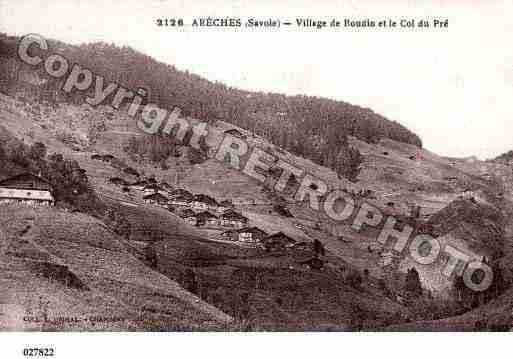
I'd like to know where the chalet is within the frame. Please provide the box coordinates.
[220,230,237,241]
[191,194,218,211]
[216,199,234,214]
[143,184,164,195]
[169,188,193,200]
[170,195,192,207]
[262,232,297,252]
[0,173,55,206]
[195,211,219,226]
[130,180,149,191]
[179,209,197,226]
[220,209,248,228]
[91,154,103,160]
[236,227,267,244]
[224,128,247,140]
[143,192,168,206]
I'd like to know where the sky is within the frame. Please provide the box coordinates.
[1,0,512,159]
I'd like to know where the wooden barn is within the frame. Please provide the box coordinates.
[179,209,197,226]
[143,192,168,206]
[0,173,55,206]
[236,227,267,244]
[195,211,219,226]
[169,188,193,201]
[191,194,218,211]
[143,184,164,195]
[220,209,249,228]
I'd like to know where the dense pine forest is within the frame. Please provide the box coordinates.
[0,33,422,181]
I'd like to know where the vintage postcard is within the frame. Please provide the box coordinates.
[0,0,512,357]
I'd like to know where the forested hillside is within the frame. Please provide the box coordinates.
[492,150,513,165]
[0,33,422,181]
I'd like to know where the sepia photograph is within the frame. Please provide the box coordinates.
[0,0,512,357]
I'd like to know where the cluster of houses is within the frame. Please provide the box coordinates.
[107,175,313,251]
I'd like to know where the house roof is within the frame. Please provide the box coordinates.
[144,184,163,191]
[195,211,218,220]
[170,188,193,198]
[0,173,52,191]
[237,227,267,236]
[0,188,54,201]
[143,193,168,201]
[220,209,248,222]
[193,194,218,206]
[179,209,196,218]
[171,195,192,202]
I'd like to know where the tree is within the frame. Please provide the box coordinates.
[28,142,47,161]
[0,144,6,163]
[404,267,423,299]
[9,143,29,167]
[313,239,325,257]
[347,270,363,290]
[182,269,198,295]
